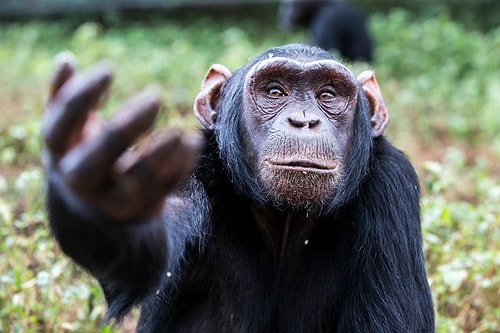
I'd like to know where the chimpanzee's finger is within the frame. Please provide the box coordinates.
[49,51,77,101]
[131,129,202,193]
[58,92,161,199]
[98,130,203,220]
[147,131,202,186]
[43,62,113,157]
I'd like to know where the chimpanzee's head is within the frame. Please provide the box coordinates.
[194,44,388,216]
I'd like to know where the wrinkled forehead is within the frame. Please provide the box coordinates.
[245,57,357,85]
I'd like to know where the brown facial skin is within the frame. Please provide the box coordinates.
[195,53,387,214]
[241,57,358,211]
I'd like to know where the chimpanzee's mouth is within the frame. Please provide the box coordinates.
[284,160,329,169]
[267,160,336,173]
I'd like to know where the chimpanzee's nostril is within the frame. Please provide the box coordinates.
[287,117,320,129]
[288,117,305,128]
[308,119,320,128]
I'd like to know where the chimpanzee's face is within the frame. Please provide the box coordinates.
[241,57,359,211]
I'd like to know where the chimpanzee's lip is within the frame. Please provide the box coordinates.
[267,160,335,173]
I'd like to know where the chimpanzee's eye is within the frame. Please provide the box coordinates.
[267,87,286,98]
[318,90,335,102]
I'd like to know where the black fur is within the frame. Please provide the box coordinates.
[279,1,374,62]
[46,44,434,332]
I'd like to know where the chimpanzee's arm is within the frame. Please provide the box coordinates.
[46,165,168,318]
[43,53,202,318]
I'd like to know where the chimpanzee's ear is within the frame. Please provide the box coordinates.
[357,70,389,138]
[194,64,232,130]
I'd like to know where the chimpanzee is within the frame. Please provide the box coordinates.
[279,0,374,62]
[43,44,434,332]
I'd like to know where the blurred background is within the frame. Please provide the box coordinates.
[0,0,498,332]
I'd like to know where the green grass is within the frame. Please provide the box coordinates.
[0,10,499,332]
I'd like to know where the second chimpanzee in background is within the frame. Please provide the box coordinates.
[279,0,374,62]
[43,44,433,331]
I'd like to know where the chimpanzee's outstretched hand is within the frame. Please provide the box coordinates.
[43,52,202,221]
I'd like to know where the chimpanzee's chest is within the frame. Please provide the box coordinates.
[139,222,347,333]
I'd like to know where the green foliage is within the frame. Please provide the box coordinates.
[422,148,500,332]
[0,168,111,332]
[370,10,500,146]
[357,0,500,32]
[0,10,498,332]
